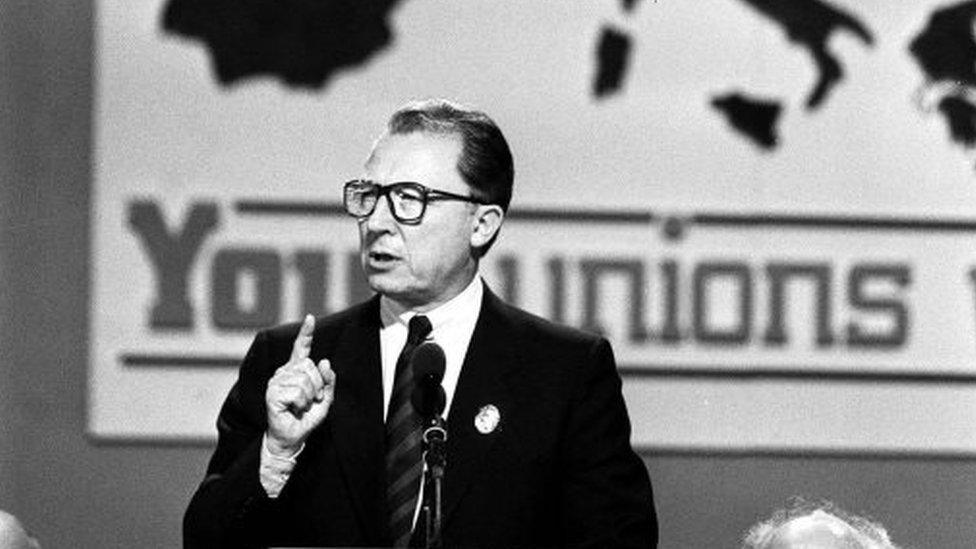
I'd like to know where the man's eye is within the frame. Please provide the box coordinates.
[395,189,423,201]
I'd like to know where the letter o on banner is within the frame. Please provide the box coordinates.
[211,248,282,330]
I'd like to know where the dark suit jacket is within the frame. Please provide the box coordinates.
[184,286,657,548]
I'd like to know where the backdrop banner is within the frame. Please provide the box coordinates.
[92,0,976,454]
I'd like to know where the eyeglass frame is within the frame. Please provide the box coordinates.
[342,179,489,225]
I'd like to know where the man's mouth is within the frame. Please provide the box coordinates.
[368,251,399,263]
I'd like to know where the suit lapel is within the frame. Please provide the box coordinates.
[442,288,521,523]
[318,297,387,540]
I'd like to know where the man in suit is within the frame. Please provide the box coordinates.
[184,99,658,548]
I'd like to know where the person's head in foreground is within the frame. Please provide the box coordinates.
[0,511,40,549]
[742,499,901,549]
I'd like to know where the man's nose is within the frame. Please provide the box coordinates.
[364,195,397,233]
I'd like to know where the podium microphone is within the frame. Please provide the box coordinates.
[409,341,447,549]
[411,342,446,420]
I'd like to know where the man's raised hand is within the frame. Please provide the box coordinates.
[265,314,336,456]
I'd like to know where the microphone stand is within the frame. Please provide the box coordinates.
[420,415,447,549]
[409,342,447,549]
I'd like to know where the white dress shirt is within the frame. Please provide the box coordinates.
[379,274,483,422]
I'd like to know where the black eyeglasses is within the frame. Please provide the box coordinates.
[343,180,487,224]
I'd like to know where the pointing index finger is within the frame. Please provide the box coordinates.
[290,314,316,362]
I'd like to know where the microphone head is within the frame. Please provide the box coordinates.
[412,383,446,420]
[411,342,446,384]
[410,342,446,418]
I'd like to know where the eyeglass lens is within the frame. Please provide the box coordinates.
[345,182,426,222]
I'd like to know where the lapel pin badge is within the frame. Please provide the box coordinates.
[474,404,500,434]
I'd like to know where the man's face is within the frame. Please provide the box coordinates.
[358,131,481,311]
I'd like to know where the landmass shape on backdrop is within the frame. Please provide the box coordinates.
[593,27,632,98]
[159,0,976,173]
[621,0,641,14]
[711,93,782,149]
[592,0,642,97]
[734,0,874,110]
[909,1,976,152]
[161,0,402,88]
[706,0,873,147]
[592,0,873,149]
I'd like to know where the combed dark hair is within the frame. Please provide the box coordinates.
[387,98,514,213]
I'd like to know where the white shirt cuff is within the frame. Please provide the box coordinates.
[259,434,304,498]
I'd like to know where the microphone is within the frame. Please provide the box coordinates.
[410,342,448,549]
[410,341,446,419]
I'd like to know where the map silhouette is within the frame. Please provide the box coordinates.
[909,1,976,149]
[162,0,401,88]
[161,0,976,170]
[707,0,873,148]
[711,93,781,149]
[593,27,631,98]
[736,0,873,110]
[592,0,873,148]
[621,0,641,14]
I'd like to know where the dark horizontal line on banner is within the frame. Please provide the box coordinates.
[635,445,976,462]
[692,213,976,232]
[509,209,653,223]
[236,200,976,232]
[236,200,347,217]
[618,365,976,384]
[84,432,976,461]
[121,354,976,384]
[235,200,653,224]
[120,354,241,368]
[86,431,218,449]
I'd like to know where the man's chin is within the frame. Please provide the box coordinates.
[367,277,432,308]
[365,273,408,298]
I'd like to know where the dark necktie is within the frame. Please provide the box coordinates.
[386,314,432,547]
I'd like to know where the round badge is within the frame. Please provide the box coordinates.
[474,404,501,434]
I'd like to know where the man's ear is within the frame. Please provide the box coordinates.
[470,204,504,249]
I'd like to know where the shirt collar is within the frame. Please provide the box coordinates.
[379,275,484,332]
